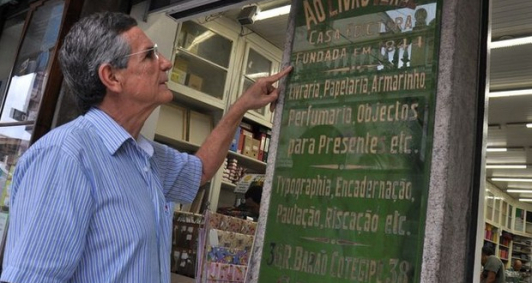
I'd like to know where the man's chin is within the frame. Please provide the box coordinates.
[160,89,173,102]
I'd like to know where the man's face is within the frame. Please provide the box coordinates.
[115,27,173,110]
[481,253,487,266]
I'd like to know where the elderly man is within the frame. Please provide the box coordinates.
[506,259,523,283]
[0,11,291,283]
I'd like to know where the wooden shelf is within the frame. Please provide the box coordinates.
[154,134,199,153]
[227,150,267,173]
[169,84,225,112]
[221,181,236,191]
[155,134,268,173]
[484,238,497,245]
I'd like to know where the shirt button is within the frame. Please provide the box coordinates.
[144,166,149,172]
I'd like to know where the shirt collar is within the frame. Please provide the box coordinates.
[84,108,134,155]
[137,135,154,157]
[84,108,155,157]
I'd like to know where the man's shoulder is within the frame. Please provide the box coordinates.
[484,256,504,270]
[35,116,96,147]
[19,117,102,164]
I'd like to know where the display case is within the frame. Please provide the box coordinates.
[236,43,281,127]
[152,16,282,211]
[167,20,238,110]
[502,201,513,230]
[516,208,524,232]
[486,190,495,222]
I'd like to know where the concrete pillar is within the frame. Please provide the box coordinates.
[421,0,485,281]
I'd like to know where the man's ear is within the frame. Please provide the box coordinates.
[98,63,123,93]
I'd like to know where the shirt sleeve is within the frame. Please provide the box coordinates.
[152,142,202,204]
[484,256,502,273]
[1,145,93,283]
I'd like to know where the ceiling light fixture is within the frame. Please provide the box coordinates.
[486,147,507,152]
[519,198,532,202]
[486,164,527,169]
[255,5,291,21]
[489,89,532,98]
[507,189,532,193]
[486,196,504,200]
[491,177,532,182]
[491,36,532,49]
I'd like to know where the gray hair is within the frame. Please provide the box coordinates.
[59,12,137,114]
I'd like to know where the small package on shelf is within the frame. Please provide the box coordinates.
[171,57,188,85]
[188,74,203,91]
[171,68,187,85]
[156,104,187,141]
[188,110,213,145]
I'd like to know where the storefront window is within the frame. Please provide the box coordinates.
[0,0,65,210]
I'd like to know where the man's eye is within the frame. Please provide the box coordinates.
[146,50,156,59]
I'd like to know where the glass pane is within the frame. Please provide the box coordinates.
[486,191,494,221]
[501,201,507,228]
[246,49,272,78]
[241,48,273,117]
[0,0,64,123]
[242,77,265,116]
[516,208,524,231]
[0,14,26,104]
[171,52,227,99]
[494,198,501,223]
[0,124,32,209]
[177,21,232,68]
[526,210,532,234]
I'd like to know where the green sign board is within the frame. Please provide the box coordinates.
[258,0,442,282]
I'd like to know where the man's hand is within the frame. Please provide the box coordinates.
[235,66,293,112]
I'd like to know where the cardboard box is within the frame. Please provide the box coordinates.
[188,74,203,92]
[188,110,213,145]
[251,138,260,159]
[156,104,187,141]
[173,56,188,72]
[243,135,254,157]
[171,69,187,85]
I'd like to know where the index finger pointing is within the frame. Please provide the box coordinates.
[265,65,293,83]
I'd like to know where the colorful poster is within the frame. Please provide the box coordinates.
[258,1,442,282]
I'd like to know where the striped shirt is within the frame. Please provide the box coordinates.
[1,108,202,283]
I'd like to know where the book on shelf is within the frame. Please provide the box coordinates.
[230,126,241,152]
[237,126,253,154]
